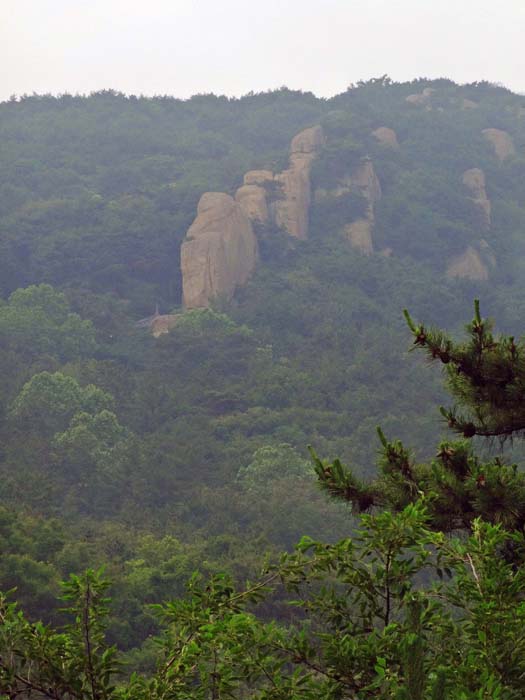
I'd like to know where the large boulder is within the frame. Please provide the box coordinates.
[372,127,399,149]
[482,128,515,162]
[181,193,258,309]
[272,125,325,239]
[462,168,491,227]
[405,87,436,109]
[406,93,428,107]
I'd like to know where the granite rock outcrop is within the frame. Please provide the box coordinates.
[462,168,491,228]
[405,87,436,107]
[180,126,325,309]
[271,125,326,239]
[372,127,399,149]
[343,158,382,254]
[482,128,515,162]
[181,193,258,309]
[235,184,269,223]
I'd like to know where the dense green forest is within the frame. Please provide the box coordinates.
[2,76,525,670]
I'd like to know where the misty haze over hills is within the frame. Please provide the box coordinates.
[3,64,525,694]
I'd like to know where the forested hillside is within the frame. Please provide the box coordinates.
[2,77,525,657]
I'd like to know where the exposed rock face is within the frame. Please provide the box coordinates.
[461,98,478,110]
[482,128,515,162]
[462,168,491,227]
[243,170,274,186]
[406,87,436,107]
[181,193,258,308]
[180,126,325,308]
[235,184,269,223]
[313,157,382,254]
[343,158,382,254]
[405,93,427,107]
[350,158,382,207]
[289,125,326,154]
[372,127,399,149]
[446,246,489,281]
[344,219,373,255]
[314,159,381,205]
[272,125,326,239]
[237,129,325,239]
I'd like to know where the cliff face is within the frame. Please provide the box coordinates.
[271,125,326,239]
[372,126,399,149]
[344,159,382,255]
[235,184,269,223]
[462,168,491,228]
[482,129,515,162]
[180,126,325,310]
[181,193,258,309]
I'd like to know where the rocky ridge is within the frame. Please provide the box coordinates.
[177,111,516,314]
[180,126,325,308]
[372,127,399,149]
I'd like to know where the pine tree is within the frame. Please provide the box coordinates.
[314,301,525,536]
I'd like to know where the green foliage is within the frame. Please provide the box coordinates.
[0,569,119,699]
[3,80,525,693]
[0,284,97,359]
[405,301,525,439]
[9,371,114,436]
[236,443,311,490]
[3,507,525,698]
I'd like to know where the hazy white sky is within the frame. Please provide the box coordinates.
[2,0,524,102]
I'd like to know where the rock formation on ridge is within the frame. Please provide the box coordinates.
[462,168,491,228]
[181,193,258,309]
[343,158,382,255]
[180,126,325,309]
[405,87,436,107]
[271,125,326,239]
[243,170,274,186]
[482,128,515,162]
[235,184,269,223]
[372,127,399,149]
[236,170,274,223]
